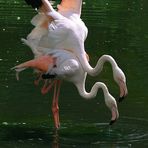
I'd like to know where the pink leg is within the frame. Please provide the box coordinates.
[34,73,43,86]
[41,80,56,95]
[52,80,61,129]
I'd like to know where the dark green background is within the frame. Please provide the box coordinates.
[0,0,148,147]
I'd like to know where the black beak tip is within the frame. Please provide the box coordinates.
[109,119,116,125]
[118,96,125,103]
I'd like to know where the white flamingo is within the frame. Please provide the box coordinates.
[22,0,127,99]
[12,0,127,128]
[12,50,119,128]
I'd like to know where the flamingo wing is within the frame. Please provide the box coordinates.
[22,0,83,58]
[29,0,83,27]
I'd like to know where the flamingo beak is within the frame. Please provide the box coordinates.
[118,79,128,102]
[109,105,119,125]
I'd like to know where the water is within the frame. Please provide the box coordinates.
[0,0,148,147]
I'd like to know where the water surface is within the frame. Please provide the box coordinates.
[0,0,148,147]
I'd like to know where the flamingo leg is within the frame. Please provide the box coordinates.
[41,80,55,95]
[34,72,43,86]
[41,79,49,94]
[52,80,61,129]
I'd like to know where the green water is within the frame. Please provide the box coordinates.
[0,0,148,147]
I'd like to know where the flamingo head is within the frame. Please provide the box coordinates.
[104,93,119,125]
[113,66,128,102]
[11,55,56,80]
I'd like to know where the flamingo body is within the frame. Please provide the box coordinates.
[12,49,120,128]
[12,0,128,129]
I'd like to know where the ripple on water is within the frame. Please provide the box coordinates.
[0,117,148,147]
[58,116,148,147]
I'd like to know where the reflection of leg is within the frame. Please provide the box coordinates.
[52,129,59,148]
[52,80,61,129]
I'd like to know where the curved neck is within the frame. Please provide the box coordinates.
[77,54,118,76]
[75,78,109,99]
[99,55,118,68]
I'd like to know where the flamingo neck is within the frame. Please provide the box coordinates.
[77,54,118,76]
[75,78,109,99]
[99,55,118,68]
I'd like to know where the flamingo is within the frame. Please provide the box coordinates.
[12,50,120,128]
[22,0,127,99]
[11,0,127,129]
